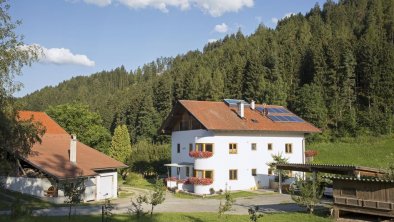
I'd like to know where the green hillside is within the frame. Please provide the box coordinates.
[310,134,394,168]
[20,0,394,143]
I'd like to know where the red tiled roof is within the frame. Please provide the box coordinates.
[162,100,321,133]
[18,111,127,179]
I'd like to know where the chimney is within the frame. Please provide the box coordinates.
[250,100,255,110]
[70,134,77,164]
[238,102,244,118]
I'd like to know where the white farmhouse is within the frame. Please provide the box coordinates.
[2,111,127,202]
[160,99,320,195]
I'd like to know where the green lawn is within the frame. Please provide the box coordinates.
[122,173,155,190]
[0,189,58,210]
[174,191,271,200]
[309,134,394,168]
[0,212,332,222]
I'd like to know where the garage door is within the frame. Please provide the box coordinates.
[99,175,113,199]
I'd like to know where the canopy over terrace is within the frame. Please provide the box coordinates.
[164,162,194,179]
[274,163,385,194]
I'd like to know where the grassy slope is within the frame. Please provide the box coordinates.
[0,212,331,222]
[309,134,394,168]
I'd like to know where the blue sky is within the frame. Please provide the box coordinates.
[10,0,328,97]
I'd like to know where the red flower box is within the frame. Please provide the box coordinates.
[305,150,318,157]
[189,151,213,158]
[187,177,213,185]
[164,177,177,182]
[177,179,191,184]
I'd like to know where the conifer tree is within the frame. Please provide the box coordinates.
[109,125,131,163]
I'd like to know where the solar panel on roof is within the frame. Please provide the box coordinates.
[255,107,264,112]
[267,115,305,123]
[223,99,250,107]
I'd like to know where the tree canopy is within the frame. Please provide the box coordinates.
[0,0,44,173]
[108,124,131,163]
[46,103,111,153]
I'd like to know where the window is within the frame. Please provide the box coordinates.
[189,144,193,152]
[193,169,213,179]
[229,169,238,180]
[251,143,257,151]
[285,143,292,153]
[251,168,257,176]
[195,143,214,152]
[268,168,273,175]
[229,143,237,154]
[186,167,190,177]
[177,144,180,153]
[268,143,273,151]
[205,170,213,179]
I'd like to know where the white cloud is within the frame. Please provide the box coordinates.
[40,46,95,67]
[214,23,228,33]
[117,0,191,13]
[283,12,296,19]
[271,12,296,25]
[77,0,254,16]
[84,0,112,7]
[193,0,254,17]
[271,17,278,25]
[208,39,217,43]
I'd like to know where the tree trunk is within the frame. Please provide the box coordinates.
[150,205,154,217]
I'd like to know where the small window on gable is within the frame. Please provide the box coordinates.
[268,143,273,151]
[268,168,273,175]
[251,168,257,176]
[285,143,292,153]
[189,143,193,152]
[177,144,180,153]
[251,143,257,151]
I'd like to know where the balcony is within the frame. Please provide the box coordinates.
[187,177,213,185]
[189,151,213,159]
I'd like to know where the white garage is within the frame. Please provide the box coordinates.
[96,171,118,200]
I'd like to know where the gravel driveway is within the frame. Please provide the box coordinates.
[32,189,304,216]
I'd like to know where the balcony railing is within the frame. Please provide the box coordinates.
[189,151,213,158]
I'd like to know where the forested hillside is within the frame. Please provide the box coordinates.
[20,0,394,143]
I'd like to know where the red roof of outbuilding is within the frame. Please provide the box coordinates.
[18,111,127,179]
[161,100,321,133]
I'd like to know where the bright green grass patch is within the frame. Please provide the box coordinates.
[310,134,394,168]
[0,212,332,222]
[122,173,155,190]
[174,191,265,200]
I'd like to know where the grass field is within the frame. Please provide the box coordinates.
[0,212,332,222]
[309,134,394,168]
[174,190,274,200]
[0,189,58,210]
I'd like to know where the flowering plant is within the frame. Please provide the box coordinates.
[189,151,213,158]
[164,177,177,182]
[187,177,213,185]
[305,150,318,157]
[177,179,191,184]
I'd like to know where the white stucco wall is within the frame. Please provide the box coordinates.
[2,176,53,197]
[171,130,305,194]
